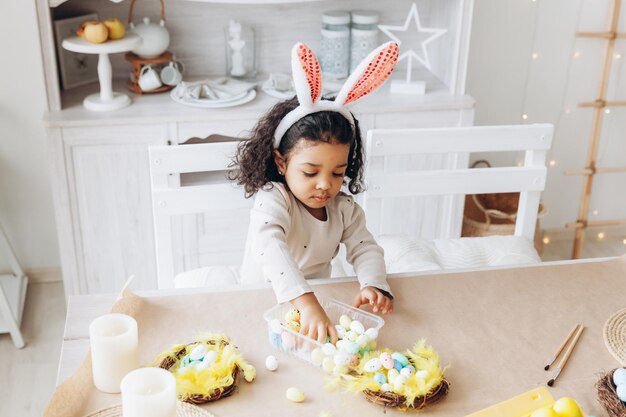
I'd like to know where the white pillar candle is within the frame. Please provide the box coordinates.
[121,367,177,417]
[89,313,139,393]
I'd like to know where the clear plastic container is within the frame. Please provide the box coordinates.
[263,297,384,367]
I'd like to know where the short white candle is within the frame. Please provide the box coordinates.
[89,313,139,393]
[121,368,177,417]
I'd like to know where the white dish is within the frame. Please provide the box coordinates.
[170,89,257,108]
[261,80,296,99]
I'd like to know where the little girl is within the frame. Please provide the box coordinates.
[232,42,399,344]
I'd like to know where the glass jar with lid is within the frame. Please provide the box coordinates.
[319,11,351,80]
[350,10,379,73]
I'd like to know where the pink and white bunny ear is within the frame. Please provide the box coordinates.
[291,43,323,107]
[335,42,399,106]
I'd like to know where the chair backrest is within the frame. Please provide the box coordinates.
[362,124,554,242]
[149,141,252,289]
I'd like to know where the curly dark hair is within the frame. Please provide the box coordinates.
[229,96,365,198]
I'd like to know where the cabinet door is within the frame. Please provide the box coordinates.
[61,125,167,294]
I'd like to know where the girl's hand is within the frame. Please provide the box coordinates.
[291,293,338,344]
[353,286,394,315]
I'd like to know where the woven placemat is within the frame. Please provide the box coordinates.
[604,308,626,366]
[85,401,215,417]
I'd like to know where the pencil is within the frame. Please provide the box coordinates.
[547,325,584,387]
[544,324,581,370]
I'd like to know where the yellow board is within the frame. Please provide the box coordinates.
[466,387,555,417]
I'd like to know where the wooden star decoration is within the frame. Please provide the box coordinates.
[378,2,447,71]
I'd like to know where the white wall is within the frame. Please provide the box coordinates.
[2,0,623,272]
[0,0,59,271]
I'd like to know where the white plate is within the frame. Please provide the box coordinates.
[171,89,257,108]
[261,80,296,99]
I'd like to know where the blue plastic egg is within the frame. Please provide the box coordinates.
[393,359,403,372]
[374,372,387,385]
[392,352,410,367]
[614,368,626,386]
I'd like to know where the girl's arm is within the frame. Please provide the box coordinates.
[339,196,394,313]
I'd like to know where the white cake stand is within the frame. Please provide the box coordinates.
[62,34,142,111]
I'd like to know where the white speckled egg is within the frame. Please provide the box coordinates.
[380,383,392,392]
[345,331,359,342]
[618,384,626,402]
[615,368,626,386]
[335,324,346,338]
[350,320,365,334]
[311,348,324,366]
[364,358,382,372]
[265,355,279,371]
[336,340,349,352]
[195,360,209,371]
[285,320,301,332]
[270,319,282,334]
[339,315,352,329]
[393,375,408,392]
[286,387,305,402]
[365,328,378,340]
[416,370,429,379]
[322,343,336,356]
[333,353,351,366]
[189,344,208,361]
[400,367,414,378]
[322,357,335,373]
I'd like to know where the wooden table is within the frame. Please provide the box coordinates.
[52,257,623,417]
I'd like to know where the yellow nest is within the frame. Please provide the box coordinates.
[327,339,449,409]
[152,333,256,404]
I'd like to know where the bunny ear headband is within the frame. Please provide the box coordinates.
[273,41,400,149]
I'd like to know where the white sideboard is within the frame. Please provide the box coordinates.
[45,82,474,298]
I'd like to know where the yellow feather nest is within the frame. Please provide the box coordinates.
[151,333,256,399]
[326,339,448,408]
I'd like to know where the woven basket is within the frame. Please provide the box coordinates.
[363,378,450,410]
[462,160,547,254]
[596,369,626,417]
[157,339,240,404]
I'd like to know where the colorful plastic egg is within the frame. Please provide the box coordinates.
[311,348,324,366]
[364,358,382,372]
[387,368,400,384]
[334,353,351,366]
[335,324,346,338]
[285,308,300,323]
[365,328,378,340]
[614,368,626,386]
[380,352,394,369]
[202,351,217,365]
[281,332,296,349]
[322,342,336,356]
[350,320,365,334]
[265,355,279,371]
[391,352,409,367]
[416,370,429,379]
[373,372,387,385]
[286,387,305,402]
[355,334,369,348]
[270,319,283,334]
[339,315,352,329]
[393,359,403,372]
[189,344,208,361]
[322,357,335,373]
[381,383,392,392]
[285,320,301,332]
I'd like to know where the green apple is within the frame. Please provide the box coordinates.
[553,397,583,417]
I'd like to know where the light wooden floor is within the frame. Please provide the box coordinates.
[1,234,624,417]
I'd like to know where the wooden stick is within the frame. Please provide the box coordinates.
[544,324,581,370]
[547,325,585,386]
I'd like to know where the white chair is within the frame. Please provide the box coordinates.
[0,222,28,348]
[361,124,554,272]
[149,141,252,289]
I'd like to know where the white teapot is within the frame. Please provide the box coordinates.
[128,0,170,59]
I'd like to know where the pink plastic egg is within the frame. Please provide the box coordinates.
[380,352,394,369]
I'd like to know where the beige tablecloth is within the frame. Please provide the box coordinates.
[45,256,626,417]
